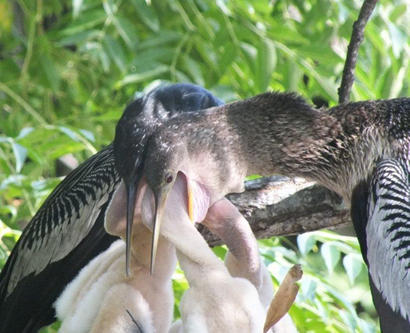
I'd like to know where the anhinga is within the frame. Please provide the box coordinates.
[0,145,119,333]
[125,91,408,331]
[0,83,223,332]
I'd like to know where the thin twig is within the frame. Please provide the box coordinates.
[338,0,378,104]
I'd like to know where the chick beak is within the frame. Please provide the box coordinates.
[150,189,169,275]
[150,175,195,274]
[187,179,195,223]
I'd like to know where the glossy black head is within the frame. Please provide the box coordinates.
[112,83,223,275]
[113,83,223,183]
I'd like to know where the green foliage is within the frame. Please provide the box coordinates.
[256,233,378,332]
[1,0,408,331]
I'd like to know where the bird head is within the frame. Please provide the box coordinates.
[113,97,152,276]
[113,83,222,276]
[142,132,191,274]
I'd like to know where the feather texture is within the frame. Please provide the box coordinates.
[366,159,410,320]
[1,145,119,298]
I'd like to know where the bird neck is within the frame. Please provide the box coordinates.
[131,224,177,280]
[203,199,261,286]
[161,218,227,285]
[197,93,392,201]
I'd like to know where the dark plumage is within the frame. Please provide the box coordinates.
[113,83,222,274]
[0,145,119,332]
[0,83,223,332]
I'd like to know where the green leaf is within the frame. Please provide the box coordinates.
[103,35,127,72]
[256,38,276,91]
[137,31,181,49]
[79,129,95,142]
[116,65,169,87]
[212,245,227,260]
[389,4,407,22]
[112,16,139,49]
[39,54,61,92]
[387,22,406,57]
[181,55,205,86]
[58,126,81,142]
[60,9,106,35]
[57,30,102,47]
[131,0,160,32]
[321,242,340,273]
[11,142,27,173]
[300,277,317,301]
[72,0,84,18]
[339,310,358,331]
[343,253,363,284]
[297,233,316,256]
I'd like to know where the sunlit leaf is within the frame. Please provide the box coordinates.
[297,233,316,256]
[343,253,363,284]
[11,142,27,173]
[73,0,83,18]
[321,242,340,273]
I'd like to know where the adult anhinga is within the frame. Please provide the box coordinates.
[127,92,408,331]
[0,83,223,332]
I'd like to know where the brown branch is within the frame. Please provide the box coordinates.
[338,0,379,104]
[200,176,351,246]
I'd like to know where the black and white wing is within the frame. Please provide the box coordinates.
[0,144,120,332]
[366,158,410,326]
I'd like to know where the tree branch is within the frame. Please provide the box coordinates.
[200,176,351,246]
[338,0,378,104]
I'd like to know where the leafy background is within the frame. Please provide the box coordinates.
[0,0,408,332]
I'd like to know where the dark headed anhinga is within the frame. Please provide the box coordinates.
[0,83,222,332]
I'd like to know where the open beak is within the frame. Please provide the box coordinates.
[150,175,195,275]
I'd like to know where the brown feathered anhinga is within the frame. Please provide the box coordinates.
[121,91,409,331]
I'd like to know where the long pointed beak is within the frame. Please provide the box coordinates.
[150,190,168,275]
[149,174,195,274]
[125,181,137,277]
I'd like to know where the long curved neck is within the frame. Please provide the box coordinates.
[178,93,396,201]
[203,199,261,286]
[162,216,227,285]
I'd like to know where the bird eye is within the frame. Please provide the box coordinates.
[165,174,173,184]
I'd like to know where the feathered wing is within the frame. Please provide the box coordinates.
[366,159,410,322]
[0,83,225,332]
[0,144,120,331]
